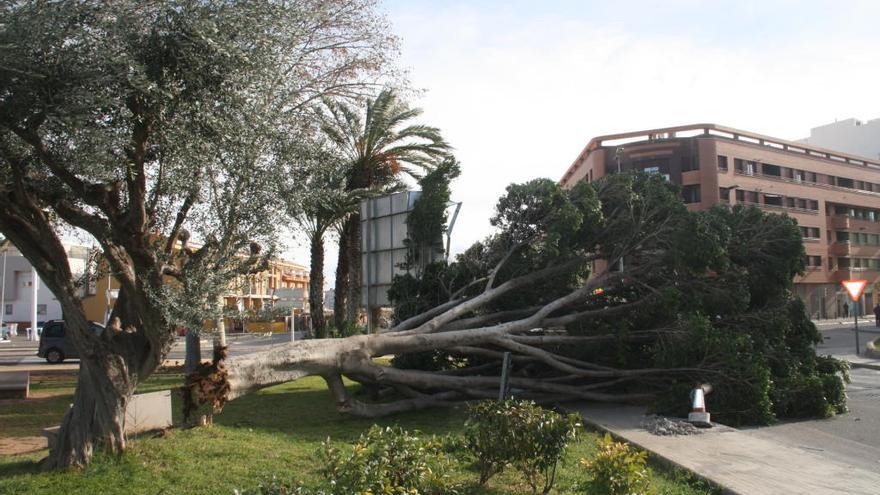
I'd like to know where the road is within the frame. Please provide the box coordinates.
[0,332,302,367]
[743,323,880,472]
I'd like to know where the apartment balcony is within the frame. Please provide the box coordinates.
[734,169,880,199]
[829,243,880,258]
[830,268,880,283]
[796,267,828,284]
[829,215,879,232]
[735,200,819,216]
[281,268,309,282]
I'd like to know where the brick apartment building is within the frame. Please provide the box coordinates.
[560,123,880,319]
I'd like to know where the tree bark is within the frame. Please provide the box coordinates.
[346,210,362,325]
[41,282,168,469]
[44,355,136,469]
[333,217,352,330]
[309,232,327,338]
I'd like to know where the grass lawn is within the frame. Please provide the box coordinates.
[0,370,718,495]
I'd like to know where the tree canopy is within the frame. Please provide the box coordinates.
[0,0,399,468]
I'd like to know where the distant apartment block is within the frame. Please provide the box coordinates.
[799,118,880,161]
[561,124,880,319]
[0,241,91,327]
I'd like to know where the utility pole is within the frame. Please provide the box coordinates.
[30,267,38,341]
[0,247,7,330]
[216,294,227,348]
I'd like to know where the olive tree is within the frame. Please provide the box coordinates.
[0,0,397,468]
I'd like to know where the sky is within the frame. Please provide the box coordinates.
[286,0,880,288]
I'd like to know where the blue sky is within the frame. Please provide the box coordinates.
[290,0,880,286]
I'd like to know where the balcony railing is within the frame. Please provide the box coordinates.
[736,200,819,215]
[734,169,880,199]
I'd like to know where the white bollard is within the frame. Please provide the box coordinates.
[687,385,712,427]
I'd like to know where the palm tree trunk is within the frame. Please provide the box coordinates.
[333,219,351,331]
[346,210,362,325]
[309,231,327,338]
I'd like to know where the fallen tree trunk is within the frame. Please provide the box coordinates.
[206,262,685,418]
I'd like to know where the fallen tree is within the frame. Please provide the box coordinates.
[212,173,848,425]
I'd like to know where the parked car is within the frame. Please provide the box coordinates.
[37,320,105,364]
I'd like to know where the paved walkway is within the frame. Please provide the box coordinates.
[568,403,880,495]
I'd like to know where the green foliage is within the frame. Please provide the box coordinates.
[405,159,461,272]
[579,434,653,495]
[319,425,461,495]
[464,400,581,494]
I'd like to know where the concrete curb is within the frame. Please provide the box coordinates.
[571,411,738,495]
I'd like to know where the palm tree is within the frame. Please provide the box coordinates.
[321,90,451,330]
[289,153,395,338]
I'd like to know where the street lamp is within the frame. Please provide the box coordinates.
[614,147,625,174]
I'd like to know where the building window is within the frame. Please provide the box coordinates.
[762,164,782,177]
[719,187,730,202]
[800,227,820,240]
[792,169,804,182]
[746,161,757,176]
[681,185,701,204]
[681,156,699,172]
[836,231,850,243]
[37,304,47,315]
[764,194,783,207]
[4,304,11,315]
[805,255,822,267]
[836,177,854,189]
[717,155,728,171]
[735,189,745,202]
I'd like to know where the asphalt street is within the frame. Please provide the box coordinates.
[0,332,299,366]
[744,323,880,472]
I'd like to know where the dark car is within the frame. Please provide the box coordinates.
[37,320,105,364]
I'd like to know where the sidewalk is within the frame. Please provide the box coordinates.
[568,403,880,495]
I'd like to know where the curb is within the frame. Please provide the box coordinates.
[571,411,738,495]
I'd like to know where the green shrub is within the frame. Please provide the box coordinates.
[580,433,653,495]
[319,425,460,495]
[464,399,580,494]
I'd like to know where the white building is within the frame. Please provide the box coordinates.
[0,241,91,327]
[799,118,880,160]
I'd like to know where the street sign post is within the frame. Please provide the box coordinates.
[274,288,305,342]
[842,280,868,355]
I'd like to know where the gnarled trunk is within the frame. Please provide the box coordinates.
[309,233,327,338]
[43,285,167,469]
[44,354,139,469]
